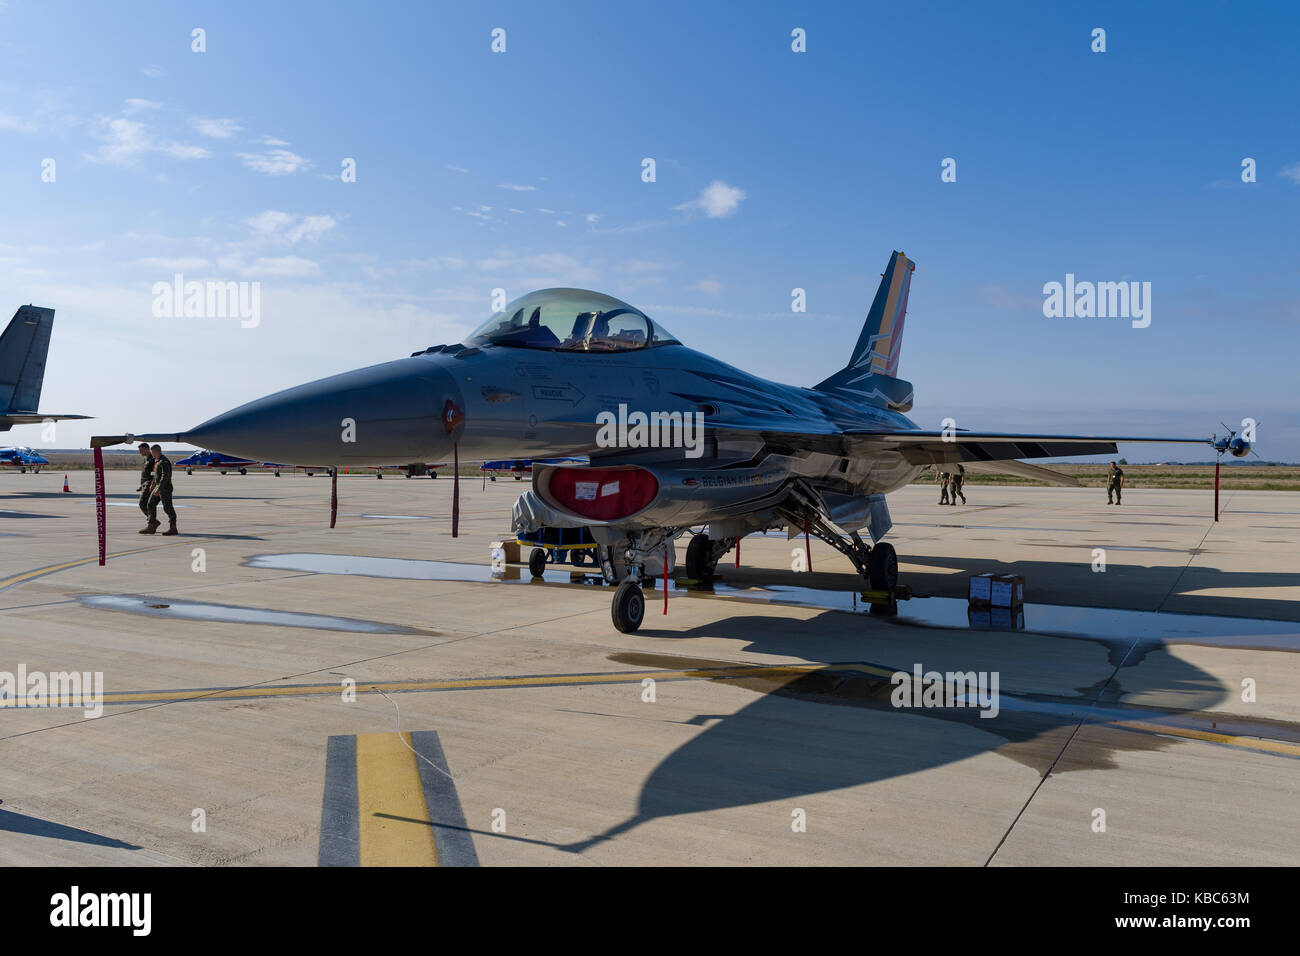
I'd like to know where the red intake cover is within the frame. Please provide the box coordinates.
[546,466,659,521]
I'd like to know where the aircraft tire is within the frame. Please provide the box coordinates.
[430,472,437,478]
[685,533,714,582]
[528,548,548,577]
[868,542,898,592]
[611,579,645,633]
[240,468,247,475]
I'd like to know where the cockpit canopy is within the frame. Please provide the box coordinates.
[464,288,679,353]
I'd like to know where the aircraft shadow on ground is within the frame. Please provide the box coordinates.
[895,552,1300,621]
[0,803,140,850]
[711,552,1300,622]
[560,609,1226,855]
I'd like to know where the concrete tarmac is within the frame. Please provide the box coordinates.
[1,471,1297,866]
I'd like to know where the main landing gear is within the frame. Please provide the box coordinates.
[684,532,739,585]
[777,503,905,615]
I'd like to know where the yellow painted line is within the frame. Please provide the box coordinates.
[1114,720,1300,757]
[0,545,181,592]
[356,732,438,867]
[87,664,835,705]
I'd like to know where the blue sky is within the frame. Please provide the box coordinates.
[1,0,1296,460]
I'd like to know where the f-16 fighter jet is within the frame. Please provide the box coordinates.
[96,252,1236,631]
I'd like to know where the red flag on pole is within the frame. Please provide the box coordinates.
[94,447,106,565]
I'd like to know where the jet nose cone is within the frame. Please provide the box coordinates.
[186,359,461,466]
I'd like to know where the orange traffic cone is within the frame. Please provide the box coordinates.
[62,474,71,493]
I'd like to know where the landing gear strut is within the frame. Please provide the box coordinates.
[778,496,907,615]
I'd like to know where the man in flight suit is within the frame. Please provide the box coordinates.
[143,444,179,535]
[949,464,967,505]
[937,469,951,505]
[1107,461,1124,506]
[135,442,154,527]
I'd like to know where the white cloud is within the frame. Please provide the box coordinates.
[164,142,210,160]
[675,180,746,218]
[497,183,536,191]
[123,98,162,114]
[262,136,290,146]
[142,65,165,78]
[508,208,525,214]
[0,113,34,132]
[137,257,212,271]
[1280,163,1300,184]
[237,148,311,175]
[446,164,470,173]
[192,117,243,138]
[693,278,722,295]
[246,211,336,244]
[247,256,320,278]
[86,116,210,167]
[555,220,567,228]
[585,213,599,224]
[287,215,336,243]
[537,208,555,214]
[477,251,597,285]
[247,210,295,237]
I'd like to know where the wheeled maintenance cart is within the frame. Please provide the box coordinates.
[517,526,601,576]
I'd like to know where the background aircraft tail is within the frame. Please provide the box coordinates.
[813,251,915,410]
[0,305,55,415]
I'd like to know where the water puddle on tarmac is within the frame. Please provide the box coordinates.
[77,594,428,634]
[243,552,1299,651]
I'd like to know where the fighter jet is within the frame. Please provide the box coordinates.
[175,450,262,475]
[96,252,1237,631]
[0,445,49,473]
[0,305,90,432]
[481,457,587,481]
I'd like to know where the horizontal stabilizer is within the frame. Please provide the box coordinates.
[92,432,189,448]
[0,413,91,425]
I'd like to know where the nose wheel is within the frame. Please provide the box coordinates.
[611,579,645,633]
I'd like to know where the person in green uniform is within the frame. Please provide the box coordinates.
[1107,461,1124,505]
[950,463,967,505]
[144,444,179,535]
[937,469,951,505]
[135,442,154,525]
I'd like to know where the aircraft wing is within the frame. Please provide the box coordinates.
[705,424,1208,463]
[958,459,1080,486]
[837,429,1201,468]
[841,429,1208,466]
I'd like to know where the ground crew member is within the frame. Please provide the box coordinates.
[1107,461,1124,505]
[937,469,951,505]
[950,464,967,505]
[143,444,179,535]
[135,442,154,519]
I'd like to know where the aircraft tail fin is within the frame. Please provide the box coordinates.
[0,305,55,414]
[813,252,915,409]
